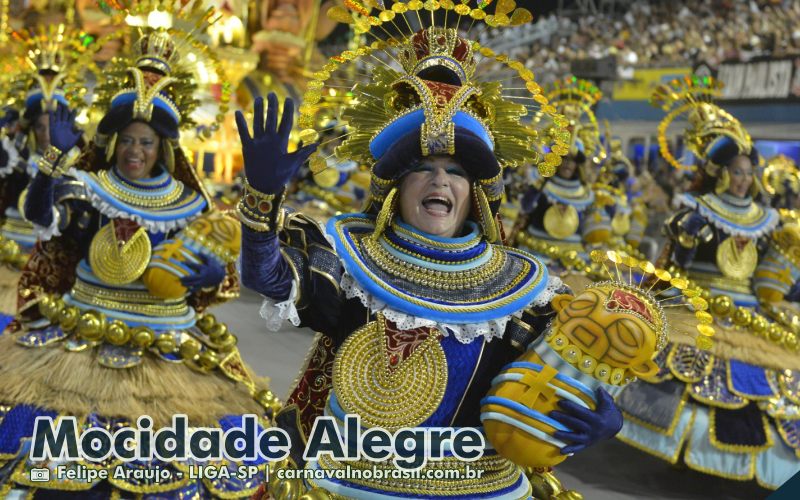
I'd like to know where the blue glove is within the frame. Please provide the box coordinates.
[180,256,227,292]
[680,210,707,236]
[786,281,800,302]
[235,93,317,194]
[550,387,623,455]
[521,187,542,213]
[0,108,18,129]
[48,104,81,154]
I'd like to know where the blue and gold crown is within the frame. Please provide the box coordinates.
[299,0,571,178]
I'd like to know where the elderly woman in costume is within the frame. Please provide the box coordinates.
[241,18,624,497]
[0,29,275,498]
[613,78,800,489]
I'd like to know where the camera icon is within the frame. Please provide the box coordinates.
[30,468,50,482]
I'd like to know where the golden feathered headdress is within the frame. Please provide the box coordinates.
[297,0,571,179]
[5,24,99,125]
[651,75,752,174]
[538,76,604,165]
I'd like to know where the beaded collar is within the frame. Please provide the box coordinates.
[73,165,207,233]
[534,170,594,211]
[675,192,779,239]
[327,213,552,331]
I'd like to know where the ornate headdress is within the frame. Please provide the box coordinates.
[4,24,97,133]
[652,75,754,175]
[763,154,800,199]
[597,137,634,186]
[297,0,570,241]
[538,76,604,165]
[90,0,230,172]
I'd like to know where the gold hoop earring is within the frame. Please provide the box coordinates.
[750,174,763,198]
[28,130,36,155]
[105,133,117,163]
[372,186,398,241]
[715,168,730,195]
[163,140,175,173]
[474,183,499,243]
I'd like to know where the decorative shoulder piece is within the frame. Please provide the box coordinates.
[237,181,285,233]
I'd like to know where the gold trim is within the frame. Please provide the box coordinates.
[725,361,777,401]
[620,385,689,436]
[683,431,756,481]
[616,405,697,465]
[708,407,774,453]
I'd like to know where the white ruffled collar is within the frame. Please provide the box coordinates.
[70,167,207,233]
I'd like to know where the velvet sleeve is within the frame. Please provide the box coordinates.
[240,211,345,335]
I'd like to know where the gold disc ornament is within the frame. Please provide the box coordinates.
[611,213,631,236]
[543,204,580,239]
[89,223,152,285]
[716,237,758,280]
[332,315,447,431]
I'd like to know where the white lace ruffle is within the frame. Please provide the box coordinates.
[258,281,301,332]
[340,272,564,344]
[676,193,779,239]
[31,208,62,241]
[0,136,19,178]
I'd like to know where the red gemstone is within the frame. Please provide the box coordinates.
[258,201,272,213]
[389,354,399,366]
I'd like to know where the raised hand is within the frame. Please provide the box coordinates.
[48,104,81,154]
[235,93,317,194]
[681,210,707,236]
[180,255,227,293]
[550,387,623,455]
[0,108,19,129]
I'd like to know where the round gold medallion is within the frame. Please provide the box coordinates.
[543,204,579,239]
[611,213,631,236]
[89,223,152,285]
[332,315,447,431]
[716,237,758,280]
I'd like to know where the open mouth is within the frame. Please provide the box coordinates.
[124,158,144,169]
[421,195,453,215]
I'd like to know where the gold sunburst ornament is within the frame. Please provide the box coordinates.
[543,205,579,239]
[716,237,758,280]
[89,223,152,285]
[332,314,448,431]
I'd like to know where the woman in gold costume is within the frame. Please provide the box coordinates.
[514,78,613,274]
[613,77,799,489]
[241,3,628,497]
[0,26,90,323]
[0,23,277,498]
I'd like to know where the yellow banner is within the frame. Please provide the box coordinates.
[613,68,691,100]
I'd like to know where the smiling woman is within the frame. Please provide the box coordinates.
[398,157,472,238]
[239,23,626,500]
[114,121,161,181]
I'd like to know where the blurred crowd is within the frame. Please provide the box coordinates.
[481,0,800,82]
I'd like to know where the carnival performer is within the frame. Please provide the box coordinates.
[0,26,90,323]
[594,138,648,250]
[514,78,612,274]
[241,8,625,496]
[0,24,278,498]
[613,77,800,489]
